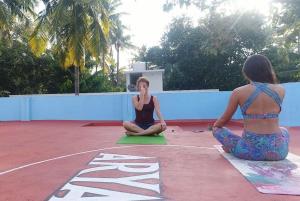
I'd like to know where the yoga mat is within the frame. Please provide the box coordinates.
[215,145,300,195]
[117,133,167,145]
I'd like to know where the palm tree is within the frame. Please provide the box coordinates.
[0,0,37,40]
[30,0,110,95]
[95,0,134,85]
[100,0,122,75]
[110,18,134,85]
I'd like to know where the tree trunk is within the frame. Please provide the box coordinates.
[116,46,120,85]
[74,66,80,96]
[298,32,300,54]
[102,52,105,74]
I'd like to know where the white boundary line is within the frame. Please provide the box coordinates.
[0,145,216,176]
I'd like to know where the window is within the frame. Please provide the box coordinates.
[128,73,142,92]
[130,73,142,85]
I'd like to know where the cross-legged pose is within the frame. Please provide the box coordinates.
[123,77,167,136]
[213,54,289,161]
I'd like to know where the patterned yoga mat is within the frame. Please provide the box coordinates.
[215,145,300,195]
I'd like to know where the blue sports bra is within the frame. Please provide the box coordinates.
[240,82,282,119]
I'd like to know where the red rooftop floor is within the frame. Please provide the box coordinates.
[0,120,299,201]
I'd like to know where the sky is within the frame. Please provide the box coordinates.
[117,0,204,68]
[37,0,273,69]
[117,0,273,68]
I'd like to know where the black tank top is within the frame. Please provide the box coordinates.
[135,95,155,124]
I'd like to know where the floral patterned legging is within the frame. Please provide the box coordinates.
[213,127,289,161]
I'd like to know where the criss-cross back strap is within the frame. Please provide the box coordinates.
[240,82,282,115]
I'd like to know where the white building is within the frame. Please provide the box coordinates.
[125,62,164,92]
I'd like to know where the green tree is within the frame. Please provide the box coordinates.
[0,38,123,95]
[145,46,165,68]
[145,13,271,90]
[263,45,300,82]
[0,39,73,94]
[30,0,110,95]
[270,0,300,79]
[134,45,147,62]
[273,0,300,54]
[0,0,37,41]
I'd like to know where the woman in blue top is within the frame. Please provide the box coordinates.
[213,54,289,161]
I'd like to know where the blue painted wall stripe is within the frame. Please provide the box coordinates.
[0,82,299,126]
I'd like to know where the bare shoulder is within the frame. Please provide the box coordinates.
[276,84,285,91]
[232,85,253,104]
[236,84,252,91]
[232,84,250,95]
[270,84,285,97]
[152,95,158,102]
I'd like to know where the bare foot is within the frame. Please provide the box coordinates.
[222,145,230,153]
[125,131,138,136]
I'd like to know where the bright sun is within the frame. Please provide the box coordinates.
[225,0,273,16]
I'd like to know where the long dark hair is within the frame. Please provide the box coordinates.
[242,54,278,84]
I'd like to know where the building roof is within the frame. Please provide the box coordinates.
[124,69,165,74]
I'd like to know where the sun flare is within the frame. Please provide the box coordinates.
[225,0,273,15]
